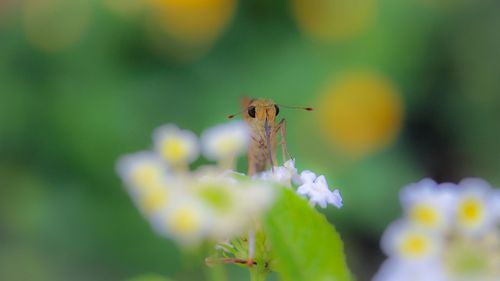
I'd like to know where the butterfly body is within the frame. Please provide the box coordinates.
[225,97,313,266]
[242,98,284,175]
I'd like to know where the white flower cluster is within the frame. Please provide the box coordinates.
[374,178,500,281]
[117,121,274,245]
[255,159,343,209]
[117,120,344,246]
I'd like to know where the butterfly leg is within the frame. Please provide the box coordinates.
[247,151,255,176]
[275,118,291,163]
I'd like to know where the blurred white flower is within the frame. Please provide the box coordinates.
[193,165,241,185]
[296,171,343,208]
[153,197,213,245]
[134,183,172,215]
[117,151,166,191]
[444,232,500,281]
[381,220,442,262]
[400,178,457,232]
[153,124,199,166]
[455,178,497,236]
[375,177,500,281]
[193,176,275,239]
[373,259,447,281]
[491,189,500,221]
[238,180,276,215]
[201,120,250,161]
[117,152,177,215]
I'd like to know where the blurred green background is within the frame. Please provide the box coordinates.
[1,0,500,280]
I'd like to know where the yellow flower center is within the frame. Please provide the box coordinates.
[215,137,240,157]
[140,188,169,214]
[458,198,484,227]
[410,204,439,228]
[169,206,202,235]
[131,164,162,188]
[198,185,231,212]
[400,233,430,259]
[161,137,188,163]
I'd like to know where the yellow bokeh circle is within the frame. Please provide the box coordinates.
[291,0,376,41]
[22,0,90,53]
[148,0,236,45]
[145,0,236,61]
[317,72,404,156]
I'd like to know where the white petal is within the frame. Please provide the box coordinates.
[151,196,213,246]
[458,178,492,192]
[328,189,343,209]
[116,151,168,193]
[373,259,447,281]
[153,124,199,164]
[381,220,442,261]
[400,178,438,207]
[284,159,297,174]
[314,175,329,190]
[309,190,328,208]
[455,183,494,236]
[492,189,500,220]
[300,170,317,183]
[201,121,250,161]
[297,183,313,196]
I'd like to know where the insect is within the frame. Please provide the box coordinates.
[228,97,314,175]
[227,98,314,267]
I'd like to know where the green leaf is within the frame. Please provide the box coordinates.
[264,188,352,281]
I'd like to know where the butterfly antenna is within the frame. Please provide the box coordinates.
[227,110,244,119]
[278,104,315,111]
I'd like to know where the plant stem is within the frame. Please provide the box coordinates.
[249,268,268,281]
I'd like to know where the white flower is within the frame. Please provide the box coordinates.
[381,220,442,262]
[296,171,343,208]
[134,184,172,215]
[454,178,497,236]
[491,189,500,222]
[153,124,199,165]
[375,178,500,281]
[237,180,276,215]
[256,159,298,187]
[445,231,500,280]
[116,151,166,191]
[400,178,457,232]
[153,197,213,245]
[193,166,249,188]
[201,121,250,161]
[283,158,298,175]
[193,175,275,239]
[373,259,447,281]
[296,170,316,184]
[116,152,177,216]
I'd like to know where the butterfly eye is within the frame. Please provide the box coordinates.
[248,106,256,118]
[274,104,280,116]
